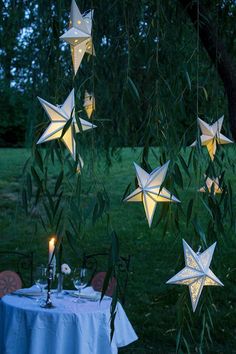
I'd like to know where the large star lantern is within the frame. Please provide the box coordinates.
[124,161,180,227]
[60,0,94,75]
[166,240,223,312]
[199,176,222,195]
[191,116,233,160]
[37,89,96,160]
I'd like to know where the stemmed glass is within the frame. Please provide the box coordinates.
[71,268,88,302]
[34,266,48,303]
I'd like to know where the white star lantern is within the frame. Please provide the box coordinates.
[124,161,180,227]
[191,116,233,160]
[37,89,96,161]
[60,0,94,75]
[199,176,222,195]
[166,240,223,312]
[84,90,95,119]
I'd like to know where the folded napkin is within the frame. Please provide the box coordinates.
[70,286,111,302]
[71,286,100,301]
[13,286,42,297]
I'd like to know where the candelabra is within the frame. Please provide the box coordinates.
[40,264,55,308]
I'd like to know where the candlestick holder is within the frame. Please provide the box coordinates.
[40,264,55,309]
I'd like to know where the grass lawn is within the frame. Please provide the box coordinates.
[0,147,236,353]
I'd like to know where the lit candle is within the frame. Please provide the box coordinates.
[49,237,56,278]
[49,237,55,263]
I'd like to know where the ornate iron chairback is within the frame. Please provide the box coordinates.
[82,252,131,305]
[0,251,34,287]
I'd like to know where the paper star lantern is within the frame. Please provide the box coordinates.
[191,116,233,160]
[123,161,180,227]
[83,90,95,118]
[166,240,223,312]
[60,0,95,75]
[37,89,96,160]
[76,155,84,174]
[199,176,222,194]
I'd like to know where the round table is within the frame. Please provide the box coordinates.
[0,291,137,354]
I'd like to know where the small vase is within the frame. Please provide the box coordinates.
[57,273,64,298]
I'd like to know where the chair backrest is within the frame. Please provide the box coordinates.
[0,270,22,298]
[0,251,34,287]
[91,272,117,297]
[82,252,131,304]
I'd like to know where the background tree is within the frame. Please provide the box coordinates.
[179,0,236,140]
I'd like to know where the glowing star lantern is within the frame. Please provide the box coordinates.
[83,90,95,118]
[123,161,180,227]
[37,89,96,160]
[60,0,95,75]
[190,116,233,160]
[76,155,84,174]
[166,240,223,312]
[199,176,222,195]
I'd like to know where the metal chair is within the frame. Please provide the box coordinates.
[82,252,131,305]
[91,271,117,297]
[0,270,22,298]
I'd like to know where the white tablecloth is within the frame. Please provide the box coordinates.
[0,290,137,354]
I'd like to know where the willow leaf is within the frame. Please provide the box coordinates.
[127,76,140,101]
[54,171,64,195]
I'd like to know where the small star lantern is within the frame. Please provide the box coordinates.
[191,116,233,160]
[83,90,95,118]
[199,176,222,195]
[60,0,95,75]
[124,161,180,227]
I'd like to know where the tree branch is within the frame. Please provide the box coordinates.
[178,0,236,139]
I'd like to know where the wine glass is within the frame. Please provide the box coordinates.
[34,266,48,303]
[71,268,88,301]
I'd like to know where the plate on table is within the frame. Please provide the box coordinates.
[70,292,100,302]
[12,289,42,297]
[70,291,111,302]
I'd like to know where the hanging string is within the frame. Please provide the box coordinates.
[196,0,200,119]
[195,0,201,212]
[90,0,96,182]
[156,0,159,146]
[215,0,219,119]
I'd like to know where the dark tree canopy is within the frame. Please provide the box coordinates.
[1,0,236,150]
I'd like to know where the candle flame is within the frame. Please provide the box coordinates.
[49,237,55,245]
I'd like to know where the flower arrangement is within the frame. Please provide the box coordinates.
[61,264,71,275]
